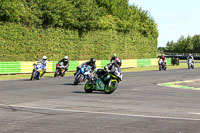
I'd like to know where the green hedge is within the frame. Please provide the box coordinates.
[0,23,157,61]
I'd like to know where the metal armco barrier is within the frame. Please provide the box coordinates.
[0,58,171,74]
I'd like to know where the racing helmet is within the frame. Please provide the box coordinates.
[114,58,121,67]
[64,56,68,61]
[90,57,96,63]
[42,56,47,60]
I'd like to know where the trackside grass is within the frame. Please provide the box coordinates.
[0,63,200,80]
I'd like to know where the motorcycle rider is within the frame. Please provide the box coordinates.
[57,56,69,75]
[110,53,122,67]
[110,53,117,62]
[36,56,48,77]
[187,54,194,62]
[74,57,96,76]
[105,57,122,73]
[158,54,167,66]
[96,57,122,80]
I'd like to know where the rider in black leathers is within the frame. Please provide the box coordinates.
[106,57,122,73]
[110,53,117,62]
[110,53,122,67]
[96,57,122,80]
[57,56,69,74]
[74,58,96,76]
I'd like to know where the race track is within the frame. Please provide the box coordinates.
[1,68,200,133]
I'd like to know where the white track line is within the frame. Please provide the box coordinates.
[189,112,200,115]
[1,104,200,121]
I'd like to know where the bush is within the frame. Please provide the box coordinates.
[0,23,157,61]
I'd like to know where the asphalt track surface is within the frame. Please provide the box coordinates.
[1,68,200,133]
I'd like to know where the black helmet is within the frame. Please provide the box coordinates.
[90,57,96,63]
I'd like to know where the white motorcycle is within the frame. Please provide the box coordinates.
[188,59,194,69]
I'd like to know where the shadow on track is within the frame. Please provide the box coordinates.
[73,91,105,94]
[20,79,32,81]
[61,83,82,86]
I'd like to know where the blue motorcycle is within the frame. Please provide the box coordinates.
[30,63,44,80]
[74,65,92,85]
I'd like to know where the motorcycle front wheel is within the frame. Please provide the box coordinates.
[84,81,94,93]
[104,79,118,94]
[159,65,162,71]
[188,64,191,69]
[54,70,59,77]
[192,64,194,69]
[30,70,36,80]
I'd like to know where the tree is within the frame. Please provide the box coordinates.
[165,35,200,53]
[158,47,166,53]
[72,0,102,37]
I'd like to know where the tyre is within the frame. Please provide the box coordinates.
[74,80,78,85]
[31,71,36,80]
[188,64,191,69]
[36,72,40,80]
[54,70,59,77]
[104,80,118,94]
[159,65,162,71]
[30,72,34,80]
[61,72,65,77]
[61,69,65,77]
[192,65,194,69]
[84,81,94,93]
[74,74,84,85]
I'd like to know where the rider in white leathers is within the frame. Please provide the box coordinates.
[37,56,48,77]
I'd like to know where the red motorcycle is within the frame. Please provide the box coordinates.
[158,61,167,71]
[54,62,66,77]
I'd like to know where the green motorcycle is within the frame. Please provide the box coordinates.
[84,69,122,94]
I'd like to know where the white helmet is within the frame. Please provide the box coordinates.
[189,54,192,56]
[42,56,47,60]
[161,54,164,56]
[113,53,117,57]
[64,56,68,60]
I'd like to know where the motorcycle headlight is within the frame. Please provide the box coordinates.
[107,75,110,79]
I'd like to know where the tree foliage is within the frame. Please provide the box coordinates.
[165,35,200,53]
[0,0,158,37]
[0,0,158,61]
